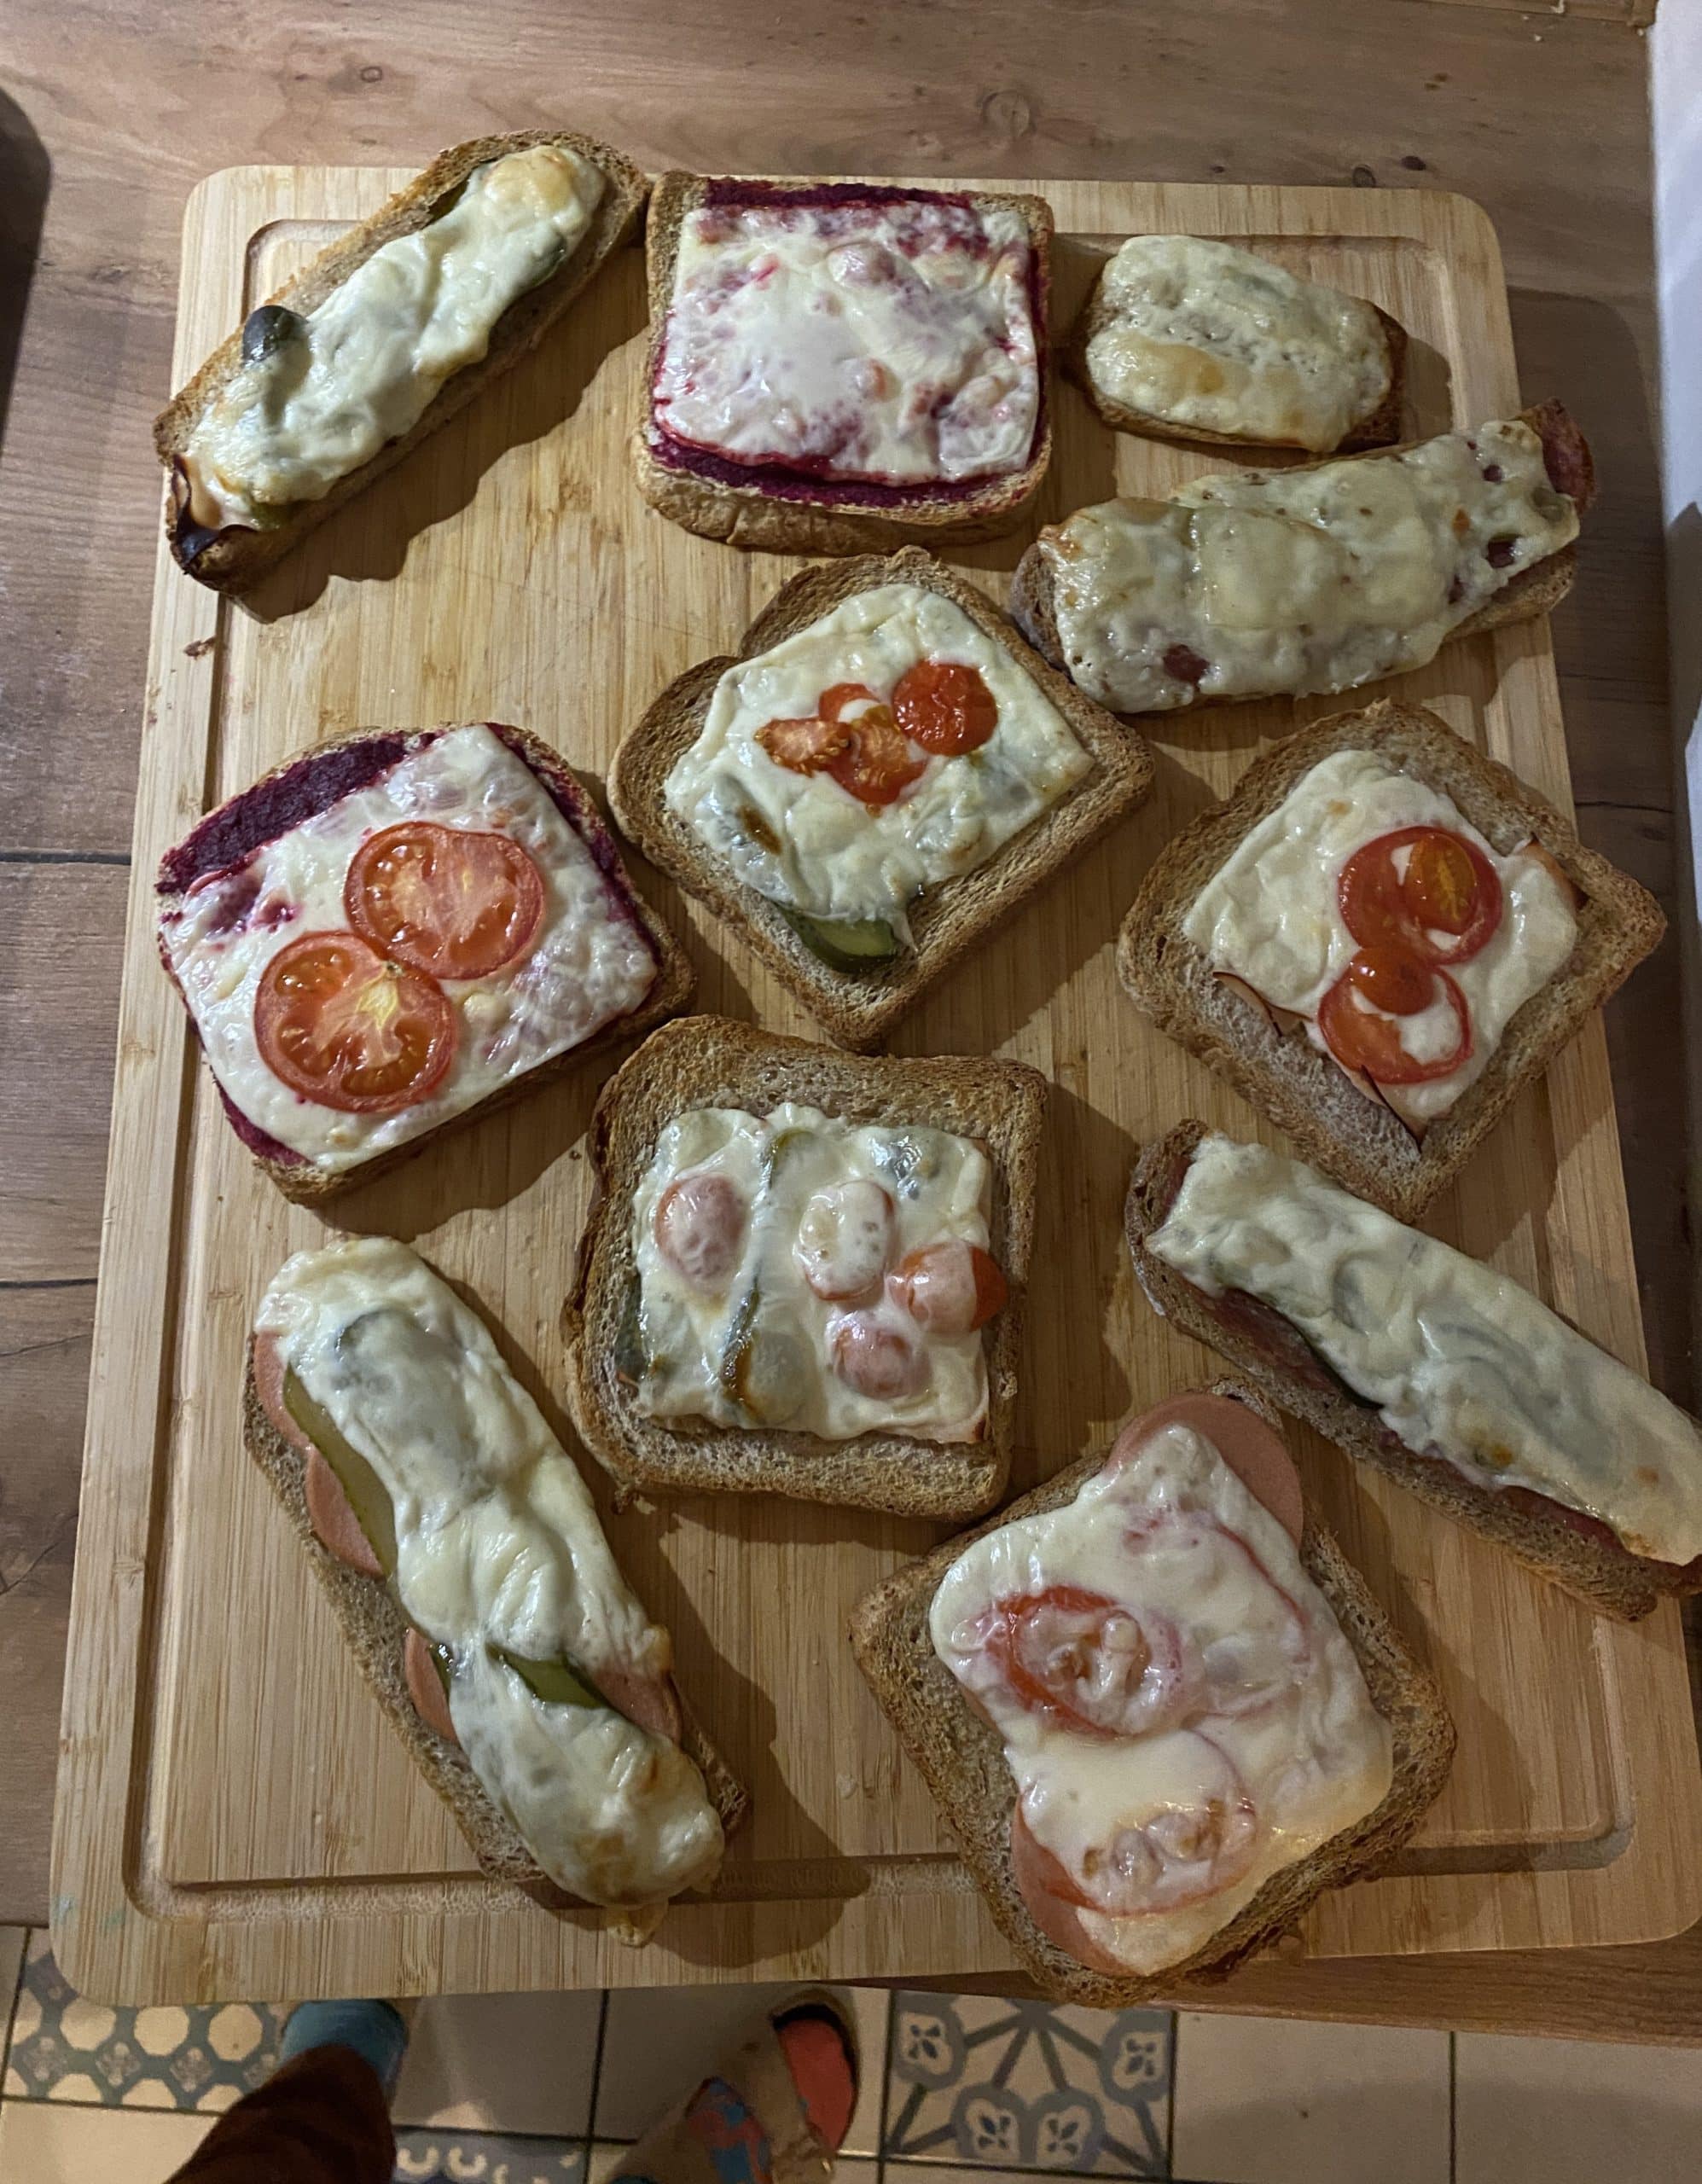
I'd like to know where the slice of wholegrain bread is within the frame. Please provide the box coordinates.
[848,1374,1455,2007]
[1124,1121,1702,1622]
[609,546,1153,1051]
[1116,698,1664,1221]
[241,1345,747,1921]
[158,130,649,593]
[1010,398,1595,707]
[562,1014,1046,1519]
[156,720,694,1204]
[1069,259,1409,453]
[630,173,1054,555]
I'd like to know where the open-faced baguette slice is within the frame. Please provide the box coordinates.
[245,1250,746,1931]
[563,1014,1046,1519]
[849,1376,1455,2007]
[630,173,1054,555]
[158,130,649,592]
[1125,1123,1702,1622]
[610,547,1153,1051]
[1117,699,1664,1221]
[156,720,694,1203]
[1011,398,1595,711]
[1068,241,1408,453]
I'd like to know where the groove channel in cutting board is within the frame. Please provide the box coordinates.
[54,170,1702,2001]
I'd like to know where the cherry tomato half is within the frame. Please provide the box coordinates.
[891,1240,1008,1335]
[1339,825,1502,967]
[826,704,927,808]
[254,932,456,1113]
[892,660,999,755]
[345,822,545,983]
[756,715,850,774]
[653,1171,748,1290]
[1317,955,1472,1083]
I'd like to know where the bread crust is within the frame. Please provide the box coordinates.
[561,1014,1047,1518]
[156,720,695,1203]
[1009,399,1593,710]
[1116,697,1664,1220]
[241,1344,747,1919]
[847,1375,1455,2006]
[1124,1121,1702,1621]
[630,172,1054,554]
[157,131,649,593]
[1068,253,1409,453]
[609,545,1153,1050]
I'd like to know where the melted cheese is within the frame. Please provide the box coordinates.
[1182,747,1578,1125]
[650,194,1039,485]
[930,1420,1391,1975]
[664,582,1089,931]
[184,145,602,528]
[632,1102,992,1443]
[1084,237,1391,452]
[159,724,656,1171]
[254,1237,724,1907]
[1148,1135,1702,1566]
[1038,418,1580,712]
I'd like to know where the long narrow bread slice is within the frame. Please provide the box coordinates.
[156,720,694,1203]
[848,1376,1455,2007]
[1010,398,1595,704]
[158,130,649,592]
[630,173,1054,555]
[1124,1121,1702,1622]
[1117,699,1664,1221]
[563,1014,1046,1519]
[1070,258,1409,453]
[610,547,1153,1051]
[241,1347,747,1922]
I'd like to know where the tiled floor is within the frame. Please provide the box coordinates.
[4,1930,1702,2183]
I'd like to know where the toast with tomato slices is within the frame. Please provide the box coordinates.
[1117,700,1663,1221]
[848,1380,1455,2007]
[609,548,1153,1051]
[155,721,693,1202]
[562,1014,1046,1519]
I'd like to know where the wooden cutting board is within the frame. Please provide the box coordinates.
[53,168,1702,2003]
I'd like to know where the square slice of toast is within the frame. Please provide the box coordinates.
[848,1377,1455,2007]
[1117,699,1664,1221]
[630,174,1054,555]
[562,1014,1046,1518]
[611,547,1154,1051]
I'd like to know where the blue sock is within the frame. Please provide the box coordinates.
[279,1999,410,2100]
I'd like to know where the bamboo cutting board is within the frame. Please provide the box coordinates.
[54,169,1702,2003]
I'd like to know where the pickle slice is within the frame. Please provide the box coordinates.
[779,909,902,973]
[282,1368,399,1577]
[494,1644,605,1711]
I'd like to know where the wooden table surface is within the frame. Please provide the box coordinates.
[3,0,1694,2036]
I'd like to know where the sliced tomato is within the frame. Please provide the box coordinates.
[1318,955,1471,1084]
[817,682,882,724]
[345,822,544,982]
[757,715,851,775]
[1345,944,1432,1016]
[1339,825,1502,967]
[254,932,456,1113]
[892,660,999,755]
[825,703,927,808]
[979,1585,1191,1740]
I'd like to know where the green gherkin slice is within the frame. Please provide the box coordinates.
[493,1645,605,1710]
[779,909,902,972]
[282,1368,399,1577]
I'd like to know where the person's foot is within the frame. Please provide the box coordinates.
[774,2001,857,2153]
[278,1998,411,2100]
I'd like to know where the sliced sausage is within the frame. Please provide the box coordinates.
[404,1627,460,1745]
[1525,398,1595,514]
[1108,1390,1304,1546]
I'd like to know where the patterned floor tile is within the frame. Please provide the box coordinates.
[1170,2013,1448,2184]
[0,1933,23,2038]
[0,2097,211,2182]
[587,2147,878,2184]
[392,1988,603,2135]
[392,2126,584,2182]
[1,1935,285,2111]
[883,1991,1172,2176]
[1455,2031,1702,2184]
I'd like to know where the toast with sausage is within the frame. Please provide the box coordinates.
[610,548,1153,1050]
[849,1380,1454,2006]
[1126,1125,1702,1621]
[159,131,648,592]
[563,1014,1046,1519]
[247,1234,746,1929]
[1117,699,1664,1221]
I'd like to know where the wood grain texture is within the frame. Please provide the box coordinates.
[3,0,1692,2032]
[48,166,1701,2006]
